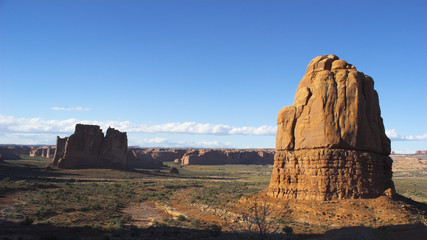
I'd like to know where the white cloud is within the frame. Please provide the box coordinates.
[139,137,169,144]
[391,149,417,154]
[229,125,277,135]
[129,137,233,148]
[0,114,276,136]
[3,115,426,143]
[51,106,91,111]
[386,129,427,141]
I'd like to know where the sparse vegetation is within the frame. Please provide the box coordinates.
[0,155,426,239]
[227,196,284,240]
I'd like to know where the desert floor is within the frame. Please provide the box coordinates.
[0,155,426,239]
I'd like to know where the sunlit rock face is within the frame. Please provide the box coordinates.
[268,55,395,200]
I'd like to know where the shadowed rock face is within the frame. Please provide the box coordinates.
[126,148,274,167]
[99,127,128,168]
[0,147,21,160]
[180,149,274,165]
[269,55,395,200]
[53,124,128,169]
[51,137,67,166]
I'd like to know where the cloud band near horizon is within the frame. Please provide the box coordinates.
[0,114,276,136]
[0,114,426,141]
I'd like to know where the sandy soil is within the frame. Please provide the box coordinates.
[122,201,171,227]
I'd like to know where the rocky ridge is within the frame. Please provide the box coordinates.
[180,149,274,165]
[128,148,275,166]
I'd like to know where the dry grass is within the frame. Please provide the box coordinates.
[0,155,426,239]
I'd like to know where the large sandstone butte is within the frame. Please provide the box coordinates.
[268,55,395,200]
[52,124,128,169]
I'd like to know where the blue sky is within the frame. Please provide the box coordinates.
[1,0,426,153]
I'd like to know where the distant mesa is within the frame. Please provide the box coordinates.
[0,145,55,161]
[51,124,128,169]
[268,54,395,200]
[180,149,274,165]
[127,148,275,166]
[415,150,427,155]
[0,146,28,161]
[30,146,55,158]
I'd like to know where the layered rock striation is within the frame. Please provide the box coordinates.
[52,124,128,169]
[268,55,395,200]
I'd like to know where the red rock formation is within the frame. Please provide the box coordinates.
[51,137,67,166]
[180,149,274,165]
[133,148,187,162]
[268,55,395,200]
[52,124,128,169]
[30,146,55,158]
[127,149,164,169]
[125,148,274,166]
[415,150,427,155]
[99,127,128,168]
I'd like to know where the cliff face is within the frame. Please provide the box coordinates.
[52,124,128,169]
[180,149,274,165]
[126,148,275,166]
[30,146,55,158]
[99,127,128,169]
[51,137,67,166]
[269,55,395,200]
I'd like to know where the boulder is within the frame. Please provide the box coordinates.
[169,167,180,174]
[269,55,395,200]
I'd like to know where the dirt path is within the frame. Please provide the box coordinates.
[122,201,170,227]
[168,189,226,224]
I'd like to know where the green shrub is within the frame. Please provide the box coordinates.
[207,224,222,237]
[35,206,49,220]
[106,218,123,231]
[191,219,201,229]
[283,226,293,235]
[20,216,34,226]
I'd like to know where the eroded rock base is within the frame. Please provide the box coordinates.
[268,148,394,200]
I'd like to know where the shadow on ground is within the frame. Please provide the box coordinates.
[394,194,427,216]
[0,220,426,240]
